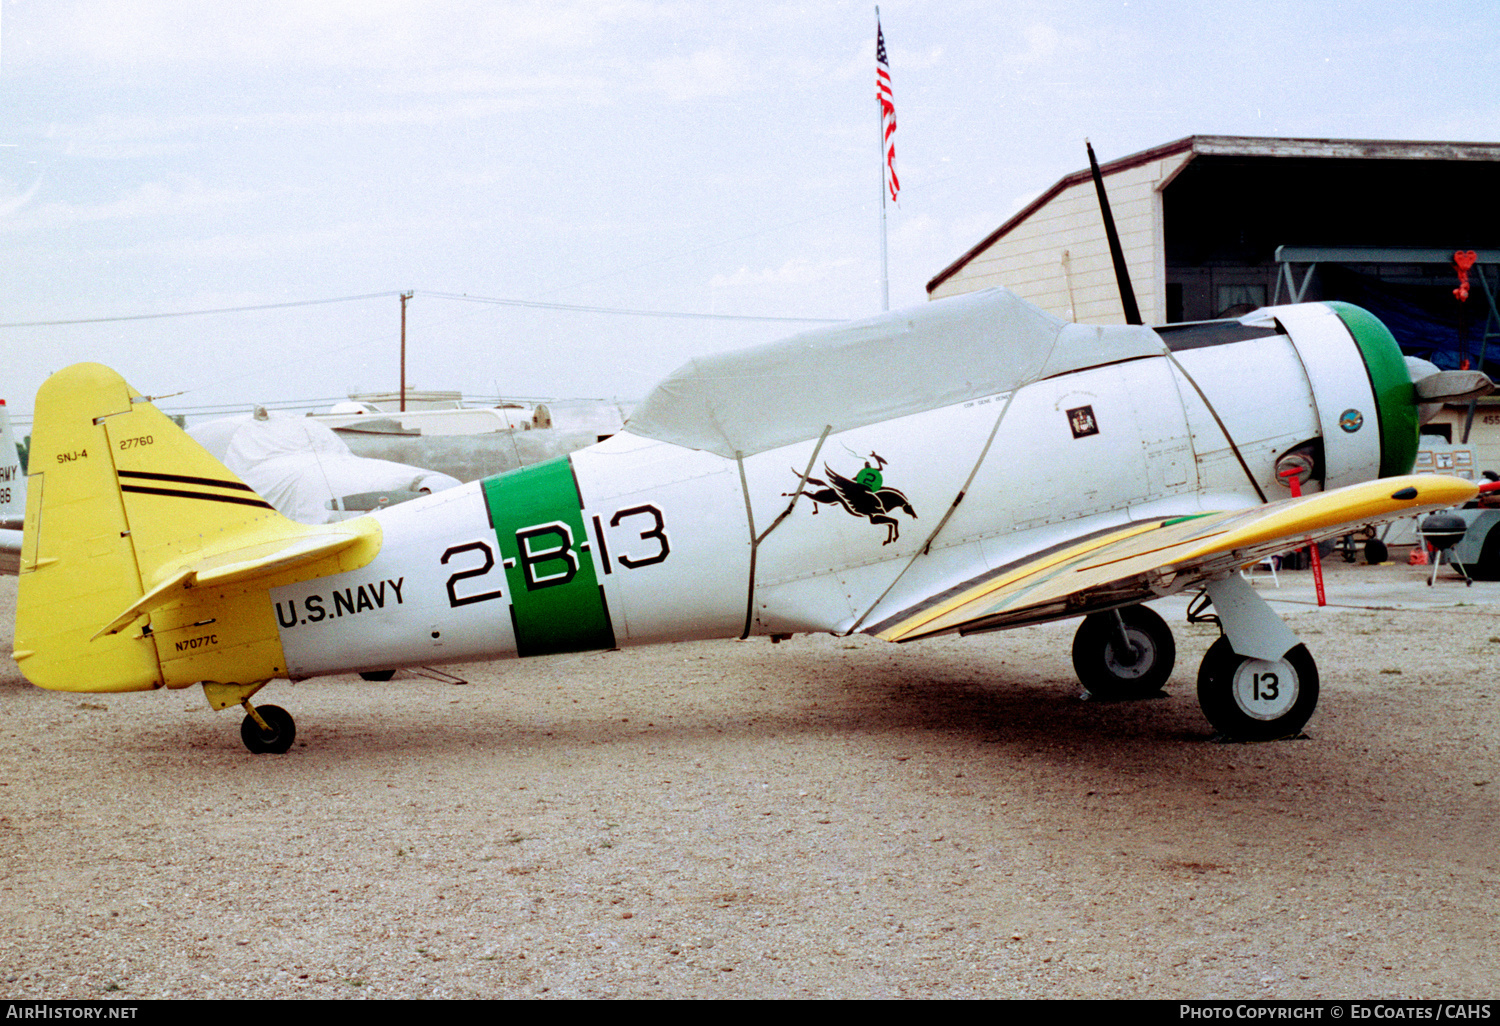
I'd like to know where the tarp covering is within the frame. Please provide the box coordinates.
[340,429,605,483]
[188,414,460,523]
[627,288,1168,458]
[1320,265,1500,374]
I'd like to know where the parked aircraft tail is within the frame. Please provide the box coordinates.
[0,398,23,574]
[0,398,22,528]
[13,364,381,694]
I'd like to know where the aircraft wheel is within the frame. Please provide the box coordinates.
[359,670,396,681]
[1196,637,1318,741]
[1364,538,1388,565]
[240,704,296,755]
[1072,606,1176,699]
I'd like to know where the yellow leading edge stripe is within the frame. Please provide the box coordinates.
[875,474,1478,643]
[874,521,1163,642]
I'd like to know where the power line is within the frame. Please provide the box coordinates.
[0,291,398,328]
[0,289,847,329]
[4,391,601,429]
[416,290,843,324]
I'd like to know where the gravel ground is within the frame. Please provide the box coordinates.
[2,561,1498,999]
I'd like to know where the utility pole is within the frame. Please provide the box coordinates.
[399,290,413,412]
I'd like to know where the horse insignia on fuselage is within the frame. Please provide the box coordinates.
[783,452,918,545]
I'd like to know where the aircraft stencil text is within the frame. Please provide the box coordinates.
[174,634,218,652]
[276,578,405,629]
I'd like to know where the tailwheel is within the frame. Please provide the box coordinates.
[1071,606,1176,699]
[240,703,296,754]
[1196,637,1318,741]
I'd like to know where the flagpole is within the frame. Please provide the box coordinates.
[876,6,889,312]
[879,131,889,312]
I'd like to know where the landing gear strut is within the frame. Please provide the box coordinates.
[1071,605,1176,699]
[240,702,296,754]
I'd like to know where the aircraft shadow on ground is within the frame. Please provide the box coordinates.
[156,642,1220,768]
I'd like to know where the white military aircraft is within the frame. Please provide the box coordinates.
[10,288,1487,752]
[0,399,27,574]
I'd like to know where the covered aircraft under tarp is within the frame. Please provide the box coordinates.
[188,413,460,524]
[334,427,607,484]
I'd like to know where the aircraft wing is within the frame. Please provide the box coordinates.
[869,474,1477,642]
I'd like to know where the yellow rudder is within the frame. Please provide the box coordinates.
[14,364,172,691]
[13,363,381,694]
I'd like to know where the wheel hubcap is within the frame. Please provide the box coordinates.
[1104,629,1154,679]
[1230,656,1299,720]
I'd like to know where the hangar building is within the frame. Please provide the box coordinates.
[927,135,1499,363]
[926,134,1500,469]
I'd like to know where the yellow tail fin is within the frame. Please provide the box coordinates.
[14,364,379,693]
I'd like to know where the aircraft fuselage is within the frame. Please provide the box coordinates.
[263,300,1407,680]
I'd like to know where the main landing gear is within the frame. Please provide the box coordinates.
[1072,606,1176,699]
[1069,575,1321,741]
[1195,637,1318,742]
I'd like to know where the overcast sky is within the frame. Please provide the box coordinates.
[3,1,1498,426]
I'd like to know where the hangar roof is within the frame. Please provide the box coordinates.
[927,135,1500,297]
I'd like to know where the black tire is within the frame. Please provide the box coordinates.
[1071,606,1176,699]
[1196,637,1318,741]
[359,669,396,681]
[240,704,296,754]
[1364,538,1388,565]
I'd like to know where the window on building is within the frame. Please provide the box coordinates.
[1214,284,1267,318]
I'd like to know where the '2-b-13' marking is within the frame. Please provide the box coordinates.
[441,503,671,609]
[276,578,406,628]
[474,456,677,658]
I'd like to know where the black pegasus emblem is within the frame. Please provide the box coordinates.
[783,452,917,545]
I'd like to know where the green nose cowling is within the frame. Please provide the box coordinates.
[1327,301,1418,479]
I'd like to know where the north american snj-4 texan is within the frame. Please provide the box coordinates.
[11,276,1492,752]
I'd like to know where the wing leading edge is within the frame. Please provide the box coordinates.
[869,474,1478,643]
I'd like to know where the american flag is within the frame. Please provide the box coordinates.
[876,18,898,204]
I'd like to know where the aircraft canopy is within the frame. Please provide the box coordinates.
[627,288,1168,458]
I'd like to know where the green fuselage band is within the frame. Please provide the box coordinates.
[480,456,616,658]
